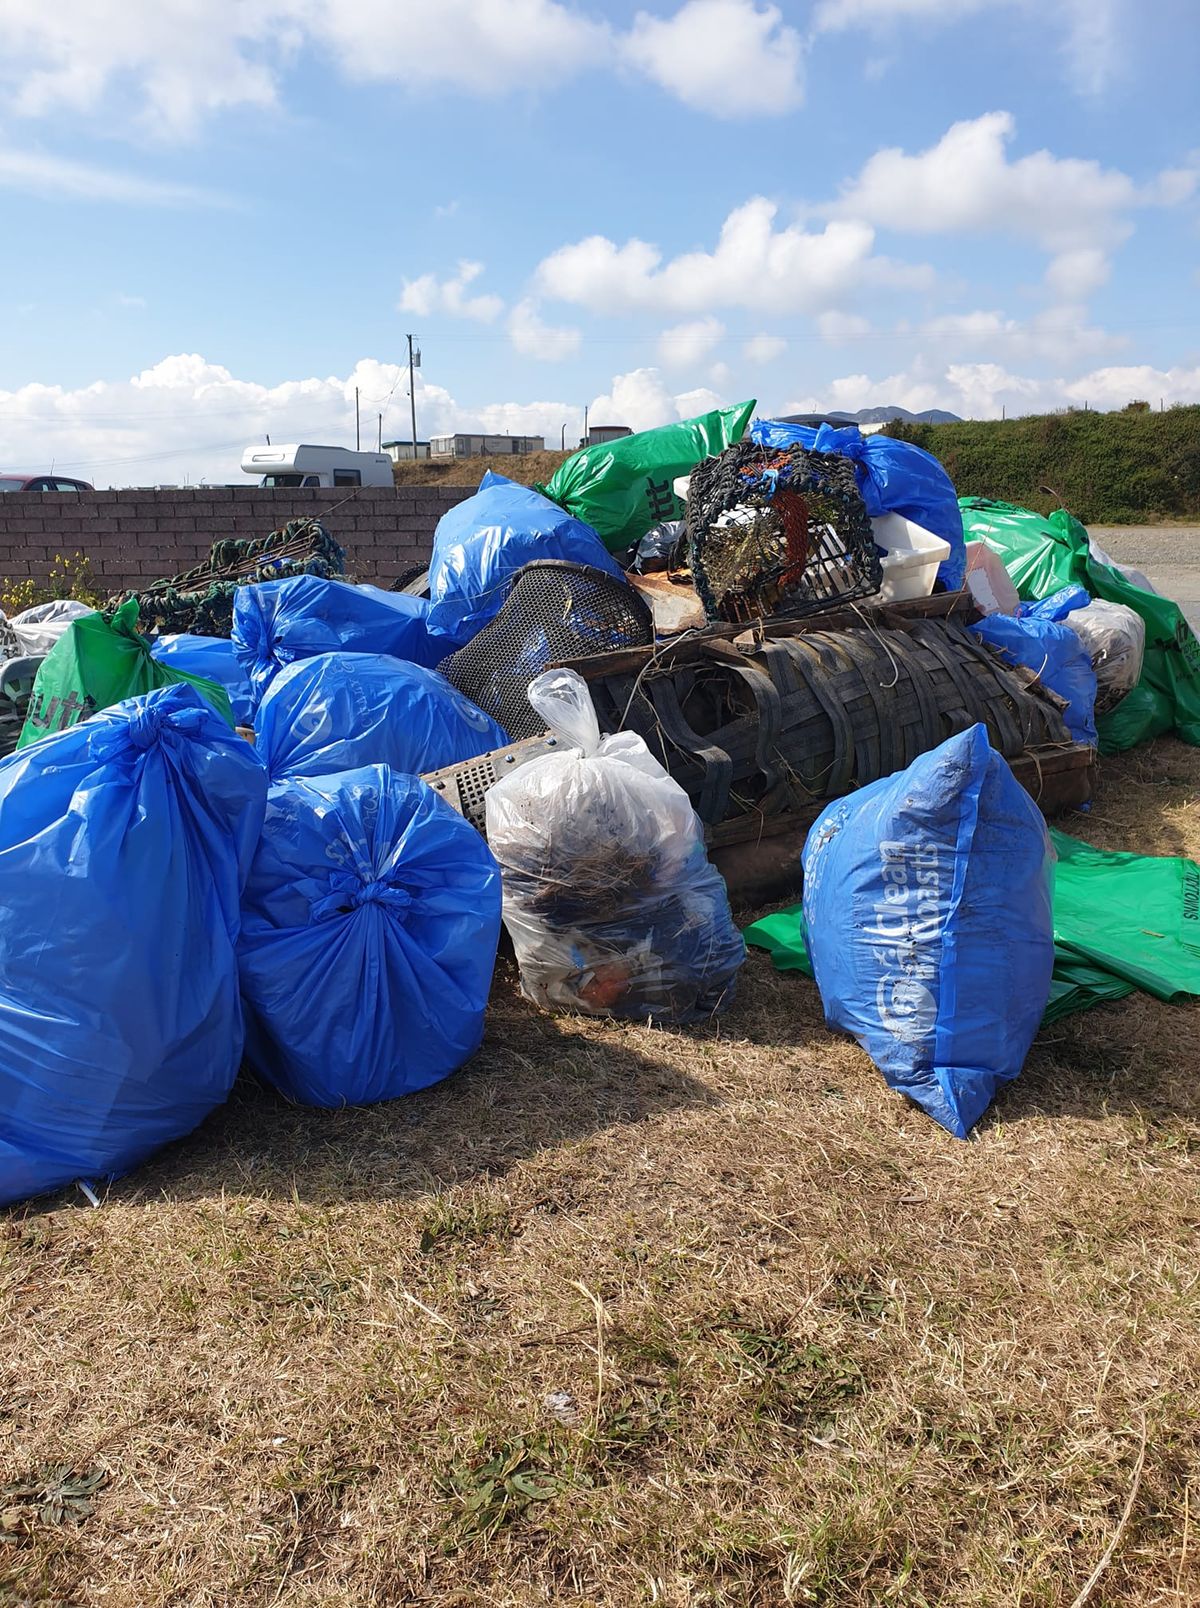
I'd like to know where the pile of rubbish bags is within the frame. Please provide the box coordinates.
[2,401,1198,1203]
[961,499,1200,751]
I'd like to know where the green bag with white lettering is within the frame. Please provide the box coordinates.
[537,401,756,553]
[18,598,233,749]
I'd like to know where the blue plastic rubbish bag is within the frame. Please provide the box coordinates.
[970,614,1098,746]
[427,472,626,648]
[254,651,508,783]
[0,685,268,1206]
[233,575,443,705]
[151,633,256,726]
[238,766,502,1107]
[1018,584,1091,623]
[802,724,1054,1138]
[751,420,966,590]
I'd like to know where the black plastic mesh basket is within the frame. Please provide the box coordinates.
[438,559,654,740]
[687,440,881,624]
[0,656,43,760]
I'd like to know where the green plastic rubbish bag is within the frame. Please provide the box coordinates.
[18,598,233,749]
[959,498,1200,751]
[1048,828,1200,1000]
[537,400,756,554]
[1042,957,1134,1026]
[745,828,1200,1027]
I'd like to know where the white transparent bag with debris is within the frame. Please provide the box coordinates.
[8,599,95,658]
[1066,599,1146,713]
[484,669,744,1023]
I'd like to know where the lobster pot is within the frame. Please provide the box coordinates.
[687,441,882,624]
[584,617,1074,828]
[438,560,654,741]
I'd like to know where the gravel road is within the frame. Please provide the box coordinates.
[1086,525,1200,630]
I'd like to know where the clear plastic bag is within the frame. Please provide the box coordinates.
[10,598,95,657]
[1065,598,1146,714]
[485,669,744,1022]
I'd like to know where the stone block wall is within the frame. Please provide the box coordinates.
[0,486,477,593]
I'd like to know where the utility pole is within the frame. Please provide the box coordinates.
[355,387,360,451]
[583,404,589,446]
[407,334,420,459]
[377,413,383,452]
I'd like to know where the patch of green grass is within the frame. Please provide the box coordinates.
[438,1434,578,1547]
[698,1314,867,1434]
[418,1196,516,1255]
[0,1464,109,1535]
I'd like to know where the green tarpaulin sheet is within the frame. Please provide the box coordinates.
[745,829,1200,1028]
[18,597,233,750]
[537,401,755,554]
[959,497,1200,752]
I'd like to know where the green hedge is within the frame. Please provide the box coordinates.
[882,405,1200,524]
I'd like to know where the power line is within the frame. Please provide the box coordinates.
[49,436,251,469]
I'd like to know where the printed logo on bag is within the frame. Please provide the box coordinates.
[1184,865,1199,924]
[644,476,676,524]
[866,837,943,1043]
[25,689,97,734]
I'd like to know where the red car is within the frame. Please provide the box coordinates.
[0,472,93,492]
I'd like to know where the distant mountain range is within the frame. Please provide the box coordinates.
[780,406,963,426]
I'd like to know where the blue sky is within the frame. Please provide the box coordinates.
[1,0,1198,485]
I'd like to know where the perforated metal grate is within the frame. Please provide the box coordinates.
[423,731,566,830]
[438,560,654,740]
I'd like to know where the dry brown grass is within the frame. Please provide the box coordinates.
[2,743,1199,1607]
[391,451,572,492]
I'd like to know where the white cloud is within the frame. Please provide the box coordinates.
[785,367,942,417]
[0,0,608,135]
[586,367,728,432]
[919,304,1124,365]
[1,0,819,136]
[623,0,803,117]
[784,356,1200,421]
[2,0,284,136]
[817,311,872,341]
[832,111,1136,254]
[1044,247,1111,301]
[0,144,230,207]
[536,197,932,316]
[657,315,725,366]
[1055,0,1122,98]
[0,353,584,487]
[6,349,1199,492]
[508,299,582,361]
[812,0,984,24]
[675,385,726,417]
[811,0,1124,98]
[397,261,503,323]
[315,0,610,98]
[743,333,787,363]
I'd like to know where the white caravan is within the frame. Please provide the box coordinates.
[240,444,395,488]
